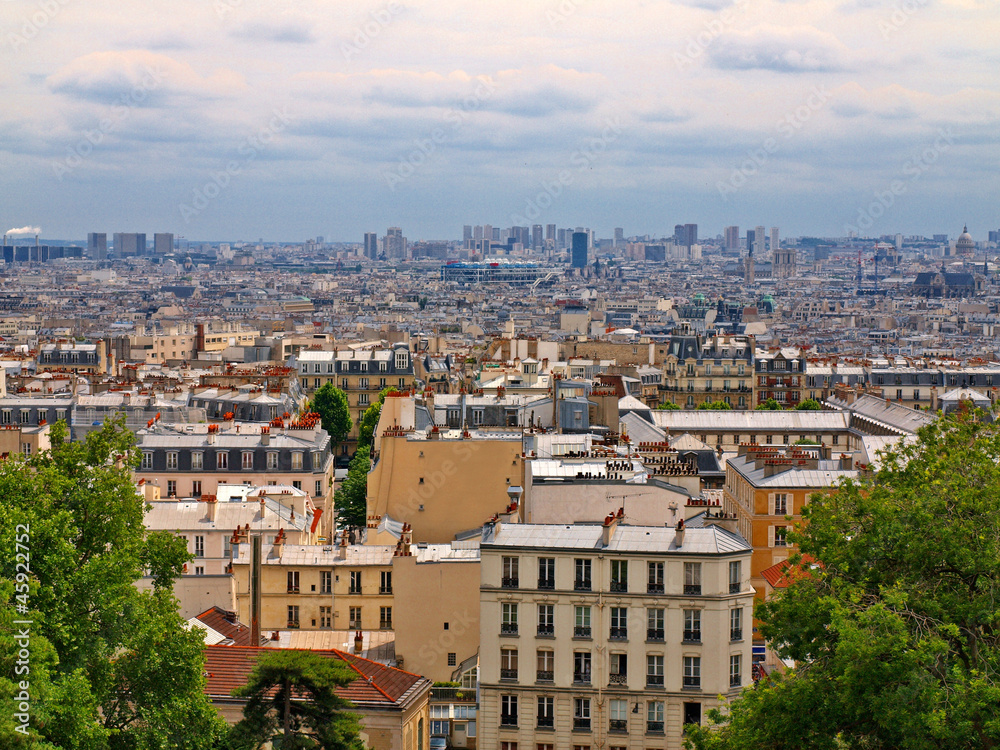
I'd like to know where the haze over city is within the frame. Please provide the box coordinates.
[1,0,998,241]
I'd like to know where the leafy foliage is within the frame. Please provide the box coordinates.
[687,412,1000,750]
[657,401,681,410]
[795,398,823,410]
[333,446,370,531]
[357,387,397,452]
[310,384,352,445]
[0,418,227,750]
[230,650,364,750]
[755,398,783,410]
[697,400,732,410]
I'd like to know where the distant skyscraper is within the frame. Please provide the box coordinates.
[154,233,173,255]
[87,233,107,260]
[546,224,556,242]
[364,232,378,259]
[614,227,624,246]
[558,228,567,248]
[113,232,145,257]
[385,227,406,259]
[769,227,779,254]
[463,225,473,242]
[724,226,740,251]
[483,225,493,244]
[684,224,698,247]
[532,224,543,249]
[744,235,756,285]
[674,224,684,244]
[571,232,588,268]
[474,225,483,241]
[755,226,766,256]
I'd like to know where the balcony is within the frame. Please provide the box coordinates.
[647,582,665,594]
[683,584,702,596]
[608,673,627,685]
[729,582,741,594]
[537,578,555,590]
[574,626,592,638]
[731,628,743,641]
[573,672,591,685]
[574,578,592,592]
[731,674,742,688]
[286,586,300,594]
[537,623,554,637]
[501,577,519,589]
[500,669,518,680]
[647,628,664,641]
[429,686,475,702]
[286,621,300,629]
[683,629,701,643]
[536,716,554,729]
[609,627,628,640]
[500,623,518,635]
[646,675,664,687]
[683,676,701,689]
[379,586,393,595]
[610,580,627,593]
[609,719,628,733]
[647,721,665,734]
[536,670,554,682]
[573,718,591,731]
[500,716,518,728]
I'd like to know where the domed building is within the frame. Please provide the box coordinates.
[955,225,975,256]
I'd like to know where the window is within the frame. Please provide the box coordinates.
[647,608,665,641]
[683,656,701,688]
[20,409,29,424]
[380,606,392,629]
[191,452,203,470]
[447,653,457,666]
[241,450,253,469]
[647,654,664,686]
[538,557,555,589]
[537,604,554,636]
[292,452,303,470]
[684,562,702,595]
[380,570,392,594]
[774,526,788,547]
[536,649,554,681]
[684,701,702,729]
[287,605,299,627]
[774,493,788,515]
[142,452,153,470]
[610,560,628,592]
[609,652,627,684]
[729,560,742,594]
[166,451,178,469]
[321,571,332,594]
[267,452,278,470]
[730,654,742,687]
[192,480,202,496]
[575,558,591,590]
[166,480,176,497]
[502,556,519,588]
[574,605,591,638]
[731,608,743,641]
[573,651,591,683]
[0,410,9,424]
[610,607,628,640]
[609,698,628,733]
[315,479,322,496]
[320,606,332,629]
[292,480,301,490]
[537,695,554,728]
[647,561,664,593]
[194,566,204,576]
[349,571,362,593]
[349,606,362,629]
[217,451,228,469]
[287,570,299,593]
[359,393,370,406]
[500,695,518,726]
[647,700,665,733]
[683,609,701,642]
[573,698,591,730]
[500,648,519,680]
[501,602,518,635]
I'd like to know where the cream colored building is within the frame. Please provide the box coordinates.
[479,516,753,750]
[0,422,50,458]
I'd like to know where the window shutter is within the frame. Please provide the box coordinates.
[768,525,775,548]
[768,493,775,516]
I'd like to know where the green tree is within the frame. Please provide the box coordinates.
[795,398,823,410]
[687,411,1000,750]
[0,417,227,750]
[357,387,397,452]
[755,398,783,410]
[657,401,681,410]
[697,400,732,410]
[333,446,370,530]
[310,383,352,446]
[230,650,364,750]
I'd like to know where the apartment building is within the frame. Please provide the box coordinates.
[480,515,753,750]
[722,443,859,604]
[649,409,853,452]
[658,330,754,410]
[755,347,805,407]
[37,342,108,374]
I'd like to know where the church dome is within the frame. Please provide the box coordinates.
[956,225,975,254]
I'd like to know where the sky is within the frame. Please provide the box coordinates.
[1,0,998,243]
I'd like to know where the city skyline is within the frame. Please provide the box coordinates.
[1,0,997,241]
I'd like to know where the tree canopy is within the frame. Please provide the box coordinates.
[229,650,363,750]
[687,411,1000,750]
[756,398,783,410]
[357,387,397,452]
[0,418,227,750]
[657,401,681,410]
[697,400,733,410]
[310,384,352,445]
[333,445,370,531]
[795,398,823,410]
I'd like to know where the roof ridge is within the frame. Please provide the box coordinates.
[331,649,394,701]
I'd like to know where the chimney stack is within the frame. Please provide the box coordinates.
[354,630,364,654]
[674,517,686,548]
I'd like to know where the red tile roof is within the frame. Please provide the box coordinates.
[195,606,263,647]
[760,555,819,589]
[203,646,429,708]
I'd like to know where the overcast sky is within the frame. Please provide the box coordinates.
[1,0,997,242]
